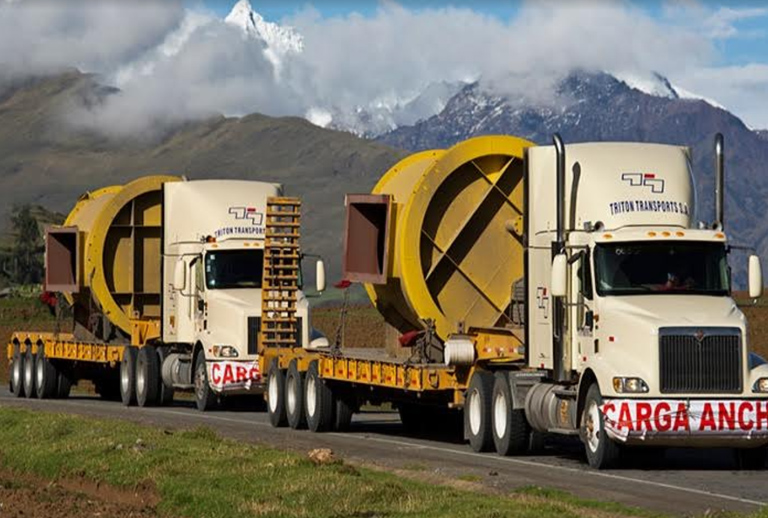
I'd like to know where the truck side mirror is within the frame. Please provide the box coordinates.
[749,255,762,298]
[173,260,187,291]
[316,259,326,293]
[551,253,568,297]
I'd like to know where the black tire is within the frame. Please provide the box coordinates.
[10,343,25,398]
[305,361,334,432]
[156,346,175,406]
[120,346,137,406]
[735,447,767,470]
[56,367,72,399]
[194,352,218,411]
[285,361,306,430]
[23,347,36,399]
[464,370,494,452]
[267,360,287,427]
[136,346,160,408]
[491,372,531,456]
[334,396,354,432]
[581,383,622,469]
[35,349,58,399]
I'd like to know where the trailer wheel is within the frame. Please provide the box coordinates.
[56,367,72,399]
[120,346,138,406]
[10,343,25,397]
[266,360,287,427]
[35,348,58,399]
[285,361,306,429]
[735,447,767,470]
[136,346,160,408]
[156,346,175,406]
[465,370,494,452]
[305,361,334,432]
[334,396,354,432]
[581,383,621,469]
[491,372,530,456]
[23,346,36,399]
[194,352,218,411]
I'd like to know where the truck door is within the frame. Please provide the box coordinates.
[574,250,596,362]
[192,256,206,333]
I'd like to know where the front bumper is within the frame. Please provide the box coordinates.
[601,398,768,447]
[207,359,265,395]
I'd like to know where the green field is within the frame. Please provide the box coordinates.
[0,407,688,518]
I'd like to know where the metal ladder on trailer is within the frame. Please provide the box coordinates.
[261,197,301,350]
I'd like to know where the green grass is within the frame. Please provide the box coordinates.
[514,486,668,518]
[0,407,662,518]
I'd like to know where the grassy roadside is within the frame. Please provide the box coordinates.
[0,407,676,518]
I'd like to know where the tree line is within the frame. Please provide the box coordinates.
[0,205,48,286]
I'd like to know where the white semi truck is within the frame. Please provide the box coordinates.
[258,133,768,469]
[7,177,326,411]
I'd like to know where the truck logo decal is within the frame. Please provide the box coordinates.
[536,287,549,320]
[621,172,665,194]
[228,207,264,226]
[601,399,768,441]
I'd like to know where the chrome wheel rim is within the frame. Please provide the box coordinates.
[493,391,507,439]
[287,376,297,415]
[306,376,317,417]
[24,355,34,391]
[268,372,279,413]
[36,357,44,390]
[121,360,131,394]
[585,400,601,453]
[468,389,481,436]
[136,357,146,397]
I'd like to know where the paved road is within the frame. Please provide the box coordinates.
[1,388,766,516]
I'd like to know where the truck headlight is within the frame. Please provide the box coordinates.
[213,345,239,358]
[613,377,649,393]
[753,378,768,393]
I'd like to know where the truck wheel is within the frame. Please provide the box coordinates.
[194,353,218,411]
[491,372,530,456]
[156,346,175,406]
[334,396,354,432]
[285,361,306,429]
[56,368,72,399]
[23,347,36,399]
[136,346,160,408]
[581,383,621,469]
[267,360,287,427]
[10,343,25,397]
[305,361,334,432]
[465,370,494,452]
[120,346,138,406]
[735,447,767,470]
[35,349,58,399]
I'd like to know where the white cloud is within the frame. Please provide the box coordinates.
[2,0,768,133]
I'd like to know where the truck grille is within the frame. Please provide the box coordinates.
[659,327,742,394]
[247,317,261,355]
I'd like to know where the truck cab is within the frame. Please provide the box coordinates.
[526,139,768,467]
[162,180,327,409]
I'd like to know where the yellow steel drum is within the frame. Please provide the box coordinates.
[63,175,180,334]
[364,136,534,341]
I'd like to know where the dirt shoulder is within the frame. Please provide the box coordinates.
[0,468,157,518]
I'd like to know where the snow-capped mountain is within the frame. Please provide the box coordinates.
[310,80,467,137]
[225,0,303,74]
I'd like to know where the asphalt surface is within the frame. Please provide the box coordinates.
[1,388,766,516]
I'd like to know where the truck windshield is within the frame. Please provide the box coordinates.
[594,242,729,296]
[205,250,263,290]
